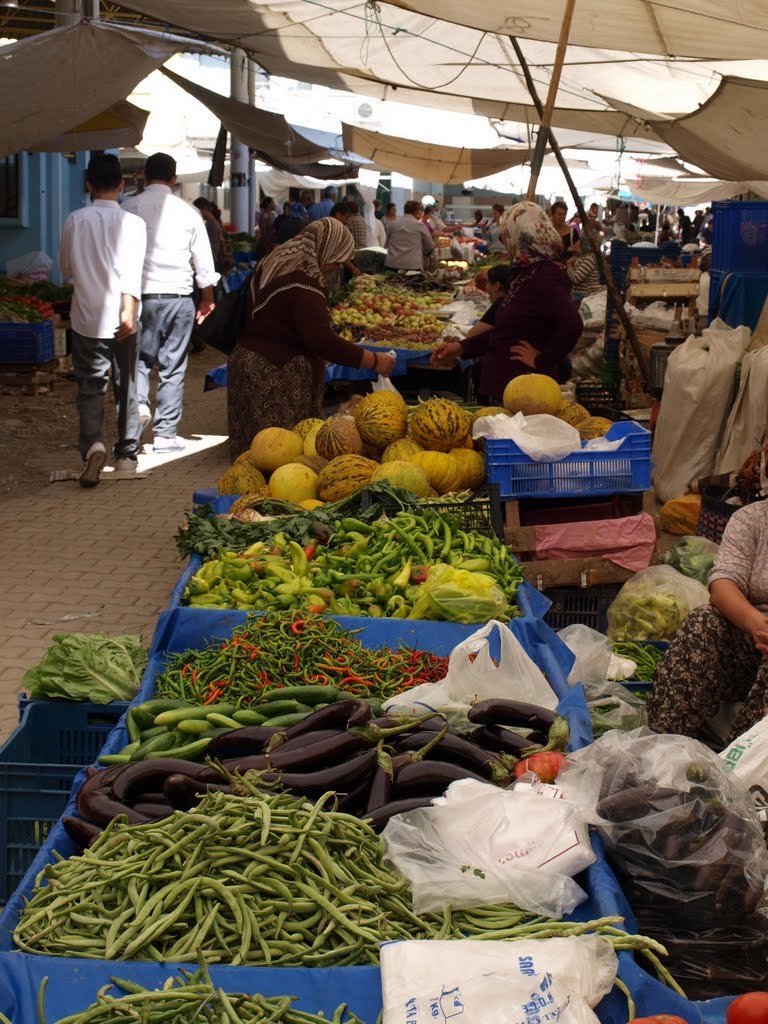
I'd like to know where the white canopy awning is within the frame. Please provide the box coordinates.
[625,176,768,206]
[0,22,179,157]
[26,101,149,154]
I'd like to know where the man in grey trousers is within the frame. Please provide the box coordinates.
[122,153,219,453]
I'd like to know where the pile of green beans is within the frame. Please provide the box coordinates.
[611,641,665,682]
[14,784,682,991]
[31,972,361,1024]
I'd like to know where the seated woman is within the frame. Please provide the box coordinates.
[648,499,768,742]
[466,264,513,337]
[430,202,583,403]
[227,219,395,460]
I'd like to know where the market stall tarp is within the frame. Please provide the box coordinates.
[341,123,531,185]
[0,22,179,158]
[26,101,149,154]
[161,68,358,178]
[624,176,763,207]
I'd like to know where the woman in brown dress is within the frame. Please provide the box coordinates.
[227,218,395,459]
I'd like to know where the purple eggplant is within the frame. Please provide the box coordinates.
[76,790,153,827]
[393,731,502,778]
[467,699,555,731]
[394,759,487,796]
[222,731,369,774]
[131,800,175,819]
[206,726,283,758]
[112,759,218,803]
[367,753,412,812]
[282,701,372,740]
[163,774,231,810]
[256,748,379,796]
[62,815,103,849]
[364,797,435,831]
[468,725,542,757]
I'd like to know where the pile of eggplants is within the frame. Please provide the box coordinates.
[66,697,567,847]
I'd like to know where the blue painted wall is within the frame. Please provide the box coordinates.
[0,151,88,282]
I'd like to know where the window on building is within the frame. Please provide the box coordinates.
[0,155,19,220]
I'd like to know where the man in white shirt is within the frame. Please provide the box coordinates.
[384,200,434,271]
[122,153,218,453]
[59,153,147,487]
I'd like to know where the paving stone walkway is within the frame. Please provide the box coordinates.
[0,350,231,741]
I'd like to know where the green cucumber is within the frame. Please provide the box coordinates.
[232,709,266,725]
[205,713,241,729]
[260,711,312,727]
[261,684,339,705]
[176,718,214,736]
[135,698,190,717]
[250,699,302,717]
[154,703,235,727]
[170,736,214,761]
[137,724,169,740]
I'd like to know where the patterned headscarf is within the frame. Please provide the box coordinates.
[500,201,564,266]
[250,218,354,315]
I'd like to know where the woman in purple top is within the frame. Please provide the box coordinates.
[430,202,583,403]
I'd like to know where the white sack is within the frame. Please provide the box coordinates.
[715,346,768,474]
[652,319,750,502]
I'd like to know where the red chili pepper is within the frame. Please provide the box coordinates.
[181,664,190,678]
[292,620,305,635]
[304,543,316,560]
[191,669,198,685]
[250,651,258,661]
[339,675,372,687]
[204,688,222,705]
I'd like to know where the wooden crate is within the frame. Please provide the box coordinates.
[0,360,56,395]
[504,490,660,588]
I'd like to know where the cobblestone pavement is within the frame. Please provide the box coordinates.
[0,349,231,741]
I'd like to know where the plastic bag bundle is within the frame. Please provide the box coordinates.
[382,779,594,916]
[559,728,768,999]
[406,564,510,624]
[381,935,617,1024]
[606,565,709,641]
[583,679,648,738]
[661,535,719,584]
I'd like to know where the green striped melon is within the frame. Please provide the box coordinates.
[293,417,324,442]
[314,416,364,461]
[409,398,471,453]
[382,438,423,462]
[317,454,377,502]
[354,392,408,448]
[450,448,485,490]
[218,452,267,495]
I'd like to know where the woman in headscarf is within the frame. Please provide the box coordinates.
[430,202,583,403]
[227,219,395,459]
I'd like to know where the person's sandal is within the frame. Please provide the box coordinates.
[79,442,107,488]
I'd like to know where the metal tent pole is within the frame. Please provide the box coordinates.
[230,47,250,233]
[511,35,651,386]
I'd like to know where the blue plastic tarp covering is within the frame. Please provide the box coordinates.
[166,554,552,621]
[204,363,229,391]
[715,271,768,332]
[325,347,431,382]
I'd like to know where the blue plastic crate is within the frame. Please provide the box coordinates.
[192,486,221,507]
[711,200,768,274]
[0,702,127,903]
[0,320,54,364]
[485,421,651,500]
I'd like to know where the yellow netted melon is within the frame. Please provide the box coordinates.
[556,401,591,427]
[503,373,562,416]
[268,463,319,503]
[370,460,430,498]
[293,417,323,443]
[382,438,423,462]
[229,489,270,514]
[317,455,377,502]
[293,454,328,473]
[471,406,508,426]
[249,428,303,474]
[450,449,486,491]
[218,453,267,495]
[314,416,364,461]
[409,398,471,453]
[410,451,462,495]
[578,416,613,440]
[299,499,324,510]
[354,392,408,448]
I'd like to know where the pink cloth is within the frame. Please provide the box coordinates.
[533,512,657,571]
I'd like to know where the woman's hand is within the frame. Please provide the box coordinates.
[374,351,397,377]
[430,340,462,366]
[509,340,538,368]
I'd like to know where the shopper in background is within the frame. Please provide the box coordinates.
[587,202,604,234]
[465,264,513,337]
[193,198,224,273]
[271,201,292,239]
[59,153,147,486]
[678,207,694,245]
[430,201,582,402]
[122,152,218,453]
[346,200,369,249]
[373,199,383,220]
[424,202,447,233]
[254,196,277,259]
[275,202,308,244]
[567,225,602,299]
[549,200,581,260]
[370,212,387,247]
[327,202,361,283]
[384,202,398,224]
[384,199,434,272]
[210,204,235,274]
[484,203,506,253]
[227,219,396,458]
[309,185,337,221]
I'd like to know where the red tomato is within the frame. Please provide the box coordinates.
[513,751,567,784]
[727,992,768,1024]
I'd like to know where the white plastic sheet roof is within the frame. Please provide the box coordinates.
[0,22,178,157]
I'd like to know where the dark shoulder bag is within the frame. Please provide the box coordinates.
[192,278,250,356]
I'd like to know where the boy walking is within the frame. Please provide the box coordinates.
[59,154,147,487]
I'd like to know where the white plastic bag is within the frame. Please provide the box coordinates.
[371,350,399,386]
[606,565,710,641]
[558,625,614,685]
[721,715,768,822]
[6,250,53,280]
[473,411,581,461]
[383,620,558,718]
[652,319,751,502]
[380,935,618,1024]
[382,779,595,916]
